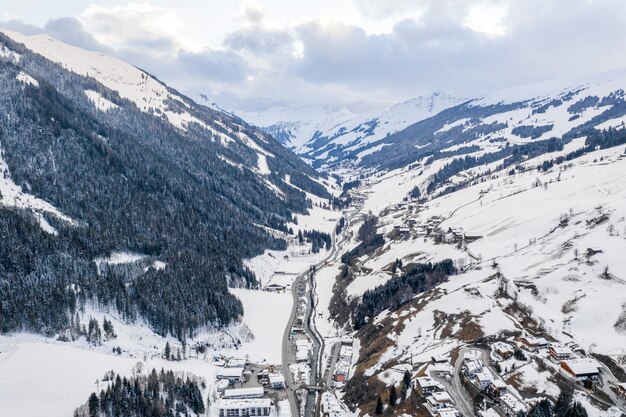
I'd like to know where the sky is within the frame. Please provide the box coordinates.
[2,0,626,113]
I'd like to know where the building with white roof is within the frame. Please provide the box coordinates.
[500,393,527,415]
[492,342,514,360]
[549,344,574,361]
[223,387,264,399]
[217,367,244,382]
[474,370,495,391]
[426,391,455,413]
[269,373,285,389]
[416,377,441,396]
[560,358,602,381]
[216,398,271,417]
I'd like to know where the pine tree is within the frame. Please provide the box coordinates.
[164,341,171,360]
[388,385,397,407]
[375,395,384,415]
[88,392,99,417]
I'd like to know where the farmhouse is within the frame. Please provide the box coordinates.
[216,398,271,417]
[560,358,602,381]
[264,283,287,293]
[217,367,244,383]
[549,344,573,361]
[223,387,265,400]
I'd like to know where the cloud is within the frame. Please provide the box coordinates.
[3,0,626,112]
[44,17,111,54]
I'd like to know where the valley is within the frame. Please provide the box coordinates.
[2,18,626,417]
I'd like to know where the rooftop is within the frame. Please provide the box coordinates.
[216,398,272,410]
[223,387,264,398]
[562,358,602,375]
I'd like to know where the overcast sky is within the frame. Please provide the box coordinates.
[2,0,626,112]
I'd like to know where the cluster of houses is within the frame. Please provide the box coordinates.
[215,387,272,417]
[333,338,355,385]
[214,359,286,417]
[321,392,348,417]
[415,376,459,417]
[463,349,527,416]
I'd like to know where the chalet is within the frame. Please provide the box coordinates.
[492,342,514,360]
[549,344,574,361]
[223,387,265,400]
[216,398,271,417]
[416,377,441,396]
[269,373,285,389]
[519,335,549,352]
[474,370,495,391]
[217,367,244,383]
[486,379,508,397]
[500,393,527,415]
[464,359,483,378]
[560,358,602,381]
[264,284,287,293]
[434,362,453,377]
[426,391,455,414]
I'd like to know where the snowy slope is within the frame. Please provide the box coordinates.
[237,105,357,150]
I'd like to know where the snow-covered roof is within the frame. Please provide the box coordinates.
[500,393,526,413]
[416,377,438,388]
[269,373,285,383]
[475,370,495,382]
[493,341,514,352]
[430,391,453,403]
[223,387,264,398]
[549,344,573,355]
[216,398,271,410]
[217,367,244,378]
[562,358,602,375]
[479,409,501,417]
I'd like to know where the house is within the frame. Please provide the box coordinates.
[560,358,602,381]
[269,373,285,389]
[217,367,244,383]
[434,362,453,377]
[223,387,265,400]
[500,393,527,415]
[493,342,514,360]
[519,335,549,352]
[216,398,271,417]
[426,391,455,412]
[474,370,495,391]
[464,360,483,378]
[486,379,508,397]
[264,283,287,292]
[416,377,441,396]
[549,344,573,361]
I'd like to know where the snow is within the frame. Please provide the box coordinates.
[0,143,76,233]
[16,71,38,87]
[84,89,118,112]
[228,289,291,363]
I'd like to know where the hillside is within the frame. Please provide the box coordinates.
[0,29,333,340]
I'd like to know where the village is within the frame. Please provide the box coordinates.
[407,333,626,417]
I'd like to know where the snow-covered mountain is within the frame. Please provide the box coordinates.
[237,92,464,168]
[0,29,334,341]
[235,105,357,150]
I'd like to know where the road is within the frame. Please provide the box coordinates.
[282,229,338,417]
